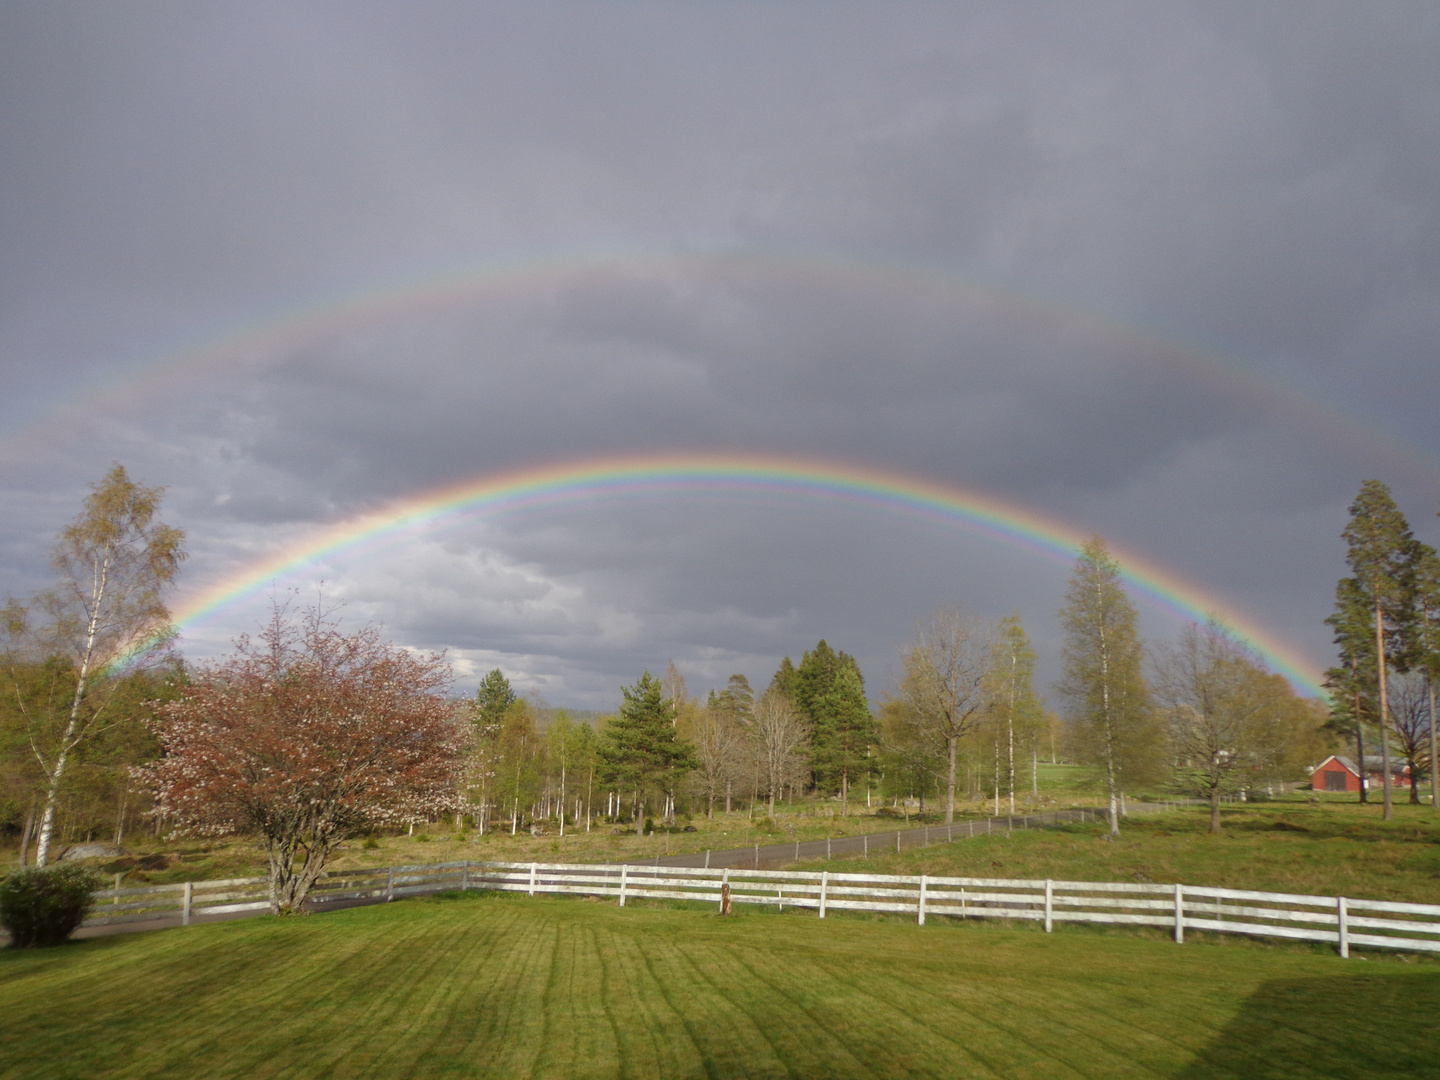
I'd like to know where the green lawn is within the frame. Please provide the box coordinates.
[809,800,1440,904]
[3,890,1437,1079]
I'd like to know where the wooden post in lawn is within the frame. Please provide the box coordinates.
[1044,880,1053,933]
[819,871,829,919]
[386,868,395,902]
[826,836,831,860]
[918,875,927,925]
[619,865,628,907]
[1337,896,1349,958]
[896,831,901,854]
[528,862,537,896]
[1173,884,1184,944]
[461,860,470,891]
[754,843,759,870]
[182,881,193,926]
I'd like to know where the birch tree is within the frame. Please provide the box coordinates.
[3,465,185,866]
[750,692,809,817]
[984,615,1045,815]
[899,608,991,824]
[1153,622,1291,832]
[1057,537,1164,837]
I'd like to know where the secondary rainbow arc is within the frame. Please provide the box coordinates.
[154,453,1328,697]
[5,247,1436,486]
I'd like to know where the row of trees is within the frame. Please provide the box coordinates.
[1326,480,1440,818]
[2,464,1341,912]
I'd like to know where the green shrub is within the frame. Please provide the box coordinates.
[1,865,102,948]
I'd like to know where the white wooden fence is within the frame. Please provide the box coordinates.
[83,860,1440,958]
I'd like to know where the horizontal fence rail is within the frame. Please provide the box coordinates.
[79,859,1440,957]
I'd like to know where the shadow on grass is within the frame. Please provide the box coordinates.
[1173,969,1440,1079]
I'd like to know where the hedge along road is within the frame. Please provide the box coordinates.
[57,800,1188,941]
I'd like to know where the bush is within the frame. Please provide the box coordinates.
[1,865,102,948]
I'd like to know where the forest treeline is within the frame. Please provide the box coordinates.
[15,467,1434,870]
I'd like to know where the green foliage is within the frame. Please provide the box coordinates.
[598,672,697,830]
[766,656,797,703]
[0,864,101,947]
[1057,538,1166,829]
[1338,480,1419,818]
[808,663,877,806]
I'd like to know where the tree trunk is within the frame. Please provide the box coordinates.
[1375,600,1394,820]
[1430,680,1438,811]
[1209,787,1221,834]
[635,793,644,837]
[945,734,957,824]
[1354,698,1368,804]
[17,804,35,868]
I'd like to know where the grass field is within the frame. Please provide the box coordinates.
[3,889,1436,1080]
[809,799,1440,904]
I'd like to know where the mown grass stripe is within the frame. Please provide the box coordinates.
[4,895,1439,1079]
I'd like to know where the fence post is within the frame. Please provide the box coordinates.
[619,865,628,907]
[1044,879,1053,933]
[705,849,710,869]
[754,843,759,870]
[462,860,470,891]
[1174,884,1184,944]
[918,875,927,925]
[819,871,829,919]
[896,831,901,854]
[827,836,831,860]
[529,862,537,897]
[1337,896,1349,958]
[948,824,953,842]
[386,867,395,902]
[863,834,867,857]
[719,868,730,913]
[182,881,193,927]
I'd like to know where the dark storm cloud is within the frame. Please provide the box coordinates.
[2,1,1438,705]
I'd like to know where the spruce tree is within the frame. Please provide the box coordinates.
[809,663,877,815]
[1057,537,1163,837]
[598,672,697,836]
[768,657,798,704]
[1341,480,1415,820]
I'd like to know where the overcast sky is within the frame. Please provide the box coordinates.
[2,2,1437,709]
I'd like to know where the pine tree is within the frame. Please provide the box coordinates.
[1325,577,1377,803]
[1057,537,1164,836]
[1341,481,1415,820]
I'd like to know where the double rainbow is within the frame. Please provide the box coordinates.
[161,452,1328,697]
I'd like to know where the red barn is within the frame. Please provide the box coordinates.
[1311,754,1409,793]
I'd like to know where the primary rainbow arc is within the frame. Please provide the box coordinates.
[155,452,1327,697]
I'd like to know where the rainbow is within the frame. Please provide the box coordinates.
[5,248,1436,485]
[154,452,1328,696]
